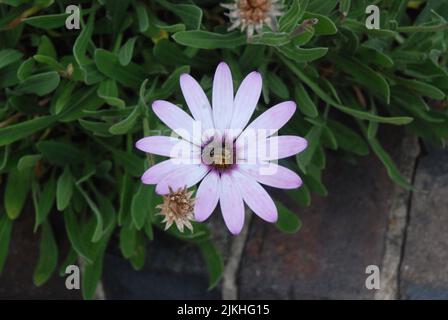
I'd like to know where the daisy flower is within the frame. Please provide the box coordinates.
[136,62,307,235]
[221,0,283,38]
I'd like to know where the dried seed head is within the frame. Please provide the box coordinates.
[156,186,195,233]
[222,0,283,38]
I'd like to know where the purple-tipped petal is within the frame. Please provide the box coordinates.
[233,170,277,223]
[236,101,296,143]
[220,172,245,235]
[230,71,262,132]
[141,159,182,184]
[135,136,199,158]
[152,100,201,145]
[194,171,220,222]
[238,163,302,189]
[238,135,307,161]
[212,62,234,131]
[180,74,215,131]
[155,164,209,194]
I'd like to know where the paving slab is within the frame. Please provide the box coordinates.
[400,146,448,300]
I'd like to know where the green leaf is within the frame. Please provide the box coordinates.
[279,0,304,32]
[129,234,146,270]
[52,80,76,114]
[278,45,328,63]
[286,184,311,207]
[109,106,140,135]
[304,165,328,196]
[33,222,58,286]
[59,86,103,122]
[15,71,60,96]
[172,31,246,49]
[95,139,144,177]
[296,125,322,173]
[358,45,394,68]
[118,173,133,226]
[64,208,93,263]
[150,65,190,100]
[131,184,154,230]
[0,214,13,275]
[36,140,86,166]
[249,32,291,47]
[0,115,57,147]
[156,0,202,30]
[281,56,412,125]
[78,119,112,137]
[303,12,337,35]
[33,177,56,231]
[199,241,223,290]
[23,13,70,29]
[5,167,31,220]
[295,82,318,117]
[17,154,42,171]
[33,54,65,71]
[332,56,390,103]
[275,201,301,233]
[340,0,351,16]
[266,72,289,99]
[394,77,446,100]
[73,10,94,68]
[37,35,57,59]
[17,58,35,82]
[368,137,413,190]
[328,120,369,156]
[56,167,74,211]
[58,248,78,277]
[75,185,104,243]
[0,49,23,70]
[120,222,137,259]
[81,223,113,300]
[153,39,195,67]
[118,37,138,66]
[97,79,125,108]
[94,49,146,88]
[134,1,149,32]
[105,0,131,37]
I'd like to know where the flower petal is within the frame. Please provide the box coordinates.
[230,71,262,133]
[194,171,220,222]
[236,101,296,143]
[180,73,214,131]
[237,135,307,161]
[141,159,184,184]
[135,136,200,159]
[220,172,245,235]
[237,163,302,189]
[212,62,234,131]
[152,100,201,145]
[233,170,277,223]
[155,164,210,194]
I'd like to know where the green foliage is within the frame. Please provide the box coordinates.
[0,0,447,295]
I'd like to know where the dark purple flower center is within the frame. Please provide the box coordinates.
[201,138,236,171]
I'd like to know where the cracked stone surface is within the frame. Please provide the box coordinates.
[400,146,448,300]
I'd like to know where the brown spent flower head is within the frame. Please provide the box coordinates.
[156,186,195,233]
[222,0,283,38]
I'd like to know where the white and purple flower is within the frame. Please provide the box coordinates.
[136,62,307,235]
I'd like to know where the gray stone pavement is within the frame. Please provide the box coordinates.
[400,146,448,299]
